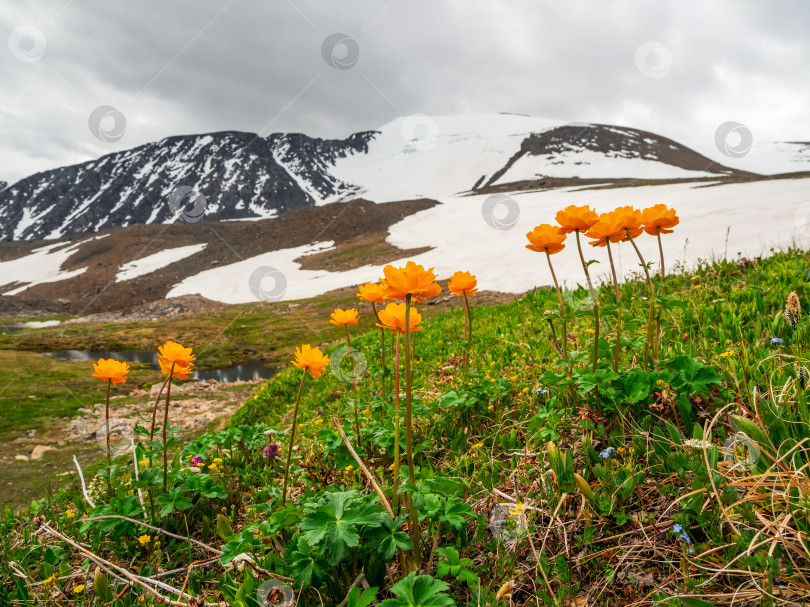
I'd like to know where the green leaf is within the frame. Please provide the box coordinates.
[216,514,234,540]
[371,516,413,560]
[379,573,455,607]
[346,586,378,607]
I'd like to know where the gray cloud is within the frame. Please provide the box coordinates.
[1,0,808,183]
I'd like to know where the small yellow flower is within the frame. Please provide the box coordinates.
[43,574,57,586]
[617,447,625,455]
[313,418,324,425]
[72,585,85,594]
[388,463,395,471]
[510,375,517,380]
[138,460,148,468]
[716,350,735,359]
[509,502,525,516]
[693,284,701,289]
[487,404,494,411]
[221,507,227,512]
[655,379,668,388]
[213,457,223,464]
[521,387,529,394]
[473,442,484,449]
[345,464,354,472]
[584,328,595,334]
[246,507,255,514]
[65,509,75,519]
[154,540,160,548]
[362,408,371,415]
[138,534,151,546]
[725,339,732,345]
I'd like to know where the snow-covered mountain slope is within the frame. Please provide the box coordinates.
[0,114,759,242]
[167,177,810,304]
[702,141,810,175]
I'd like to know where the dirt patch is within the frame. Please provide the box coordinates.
[295,231,433,272]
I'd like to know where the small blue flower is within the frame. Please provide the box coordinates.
[535,387,549,395]
[771,338,783,345]
[599,447,616,459]
[672,523,683,534]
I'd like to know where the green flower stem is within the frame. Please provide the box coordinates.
[392,333,401,510]
[605,241,621,372]
[626,232,656,369]
[403,294,421,569]
[655,230,666,360]
[104,379,112,498]
[462,291,472,376]
[371,301,386,401]
[281,370,307,506]
[545,250,567,361]
[575,230,600,372]
[147,374,171,467]
[344,325,361,446]
[162,362,175,492]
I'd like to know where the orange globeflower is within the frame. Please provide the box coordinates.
[292,344,330,378]
[330,308,359,326]
[640,204,679,235]
[376,302,423,335]
[157,340,196,369]
[448,271,478,296]
[356,282,386,303]
[380,261,441,302]
[555,205,600,234]
[159,358,193,380]
[613,206,643,241]
[525,224,567,254]
[585,212,625,247]
[91,358,130,385]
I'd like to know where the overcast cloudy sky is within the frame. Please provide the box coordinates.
[1,0,808,183]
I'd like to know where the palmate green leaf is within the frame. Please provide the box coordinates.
[370,516,412,560]
[439,497,474,531]
[379,572,455,607]
[289,537,329,588]
[299,490,385,565]
[623,369,652,403]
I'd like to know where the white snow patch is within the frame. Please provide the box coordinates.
[167,178,810,304]
[115,244,208,282]
[0,236,107,295]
